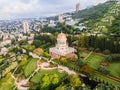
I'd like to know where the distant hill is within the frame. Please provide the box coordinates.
[74,0,120,35]
[74,1,116,22]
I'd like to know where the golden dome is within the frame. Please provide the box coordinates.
[57,33,66,40]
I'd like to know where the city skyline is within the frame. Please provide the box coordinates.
[0,0,107,20]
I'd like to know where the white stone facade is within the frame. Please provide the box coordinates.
[49,33,76,56]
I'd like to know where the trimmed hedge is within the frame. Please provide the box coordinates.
[105,54,120,62]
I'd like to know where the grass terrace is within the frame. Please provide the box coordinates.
[24,58,38,77]
[80,51,88,59]
[107,62,120,78]
[84,53,105,69]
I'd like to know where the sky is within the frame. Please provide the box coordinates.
[0,0,107,20]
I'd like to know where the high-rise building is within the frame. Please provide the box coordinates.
[76,3,80,12]
[58,15,64,23]
[23,21,29,34]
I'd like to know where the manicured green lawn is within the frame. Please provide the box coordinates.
[79,51,120,86]
[83,52,120,78]
[31,69,65,83]
[107,62,120,78]
[80,52,88,58]
[24,58,38,77]
[85,53,105,69]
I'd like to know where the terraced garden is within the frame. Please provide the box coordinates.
[80,51,120,85]
[85,53,105,69]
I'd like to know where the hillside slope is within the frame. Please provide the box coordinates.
[74,1,116,21]
[74,1,120,35]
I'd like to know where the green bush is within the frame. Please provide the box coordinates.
[88,47,94,51]
[111,54,120,61]
[97,66,110,75]
[105,56,112,62]
[103,49,110,55]
[42,52,50,58]
[77,59,85,67]
[95,48,101,52]
[0,58,2,64]
[22,45,35,52]
[105,54,120,62]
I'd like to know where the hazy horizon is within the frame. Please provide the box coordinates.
[0,0,107,20]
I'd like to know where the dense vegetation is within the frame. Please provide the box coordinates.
[109,11,120,35]
[74,1,115,22]
[74,0,120,36]
[41,23,78,34]
[77,34,120,53]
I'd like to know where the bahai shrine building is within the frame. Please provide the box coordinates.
[49,32,76,57]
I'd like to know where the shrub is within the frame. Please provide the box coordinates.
[22,45,35,52]
[97,66,110,75]
[111,54,120,61]
[95,48,101,52]
[33,48,44,56]
[105,54,120,62]
[66,53,78,62]
[88,47,94,51]
[77,59,85,67]
[0,58,2,64]
[55,86,64,90]
[69,75,82,88]
[103,49,110,55]
[60,56,67,63]
[105,56,112,62]
[42,52,50,58]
